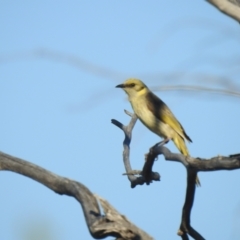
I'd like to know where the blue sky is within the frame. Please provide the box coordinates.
[1,1,240,239]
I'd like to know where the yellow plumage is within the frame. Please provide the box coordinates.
[116,78,200,186]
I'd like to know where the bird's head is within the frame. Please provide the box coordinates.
[116,78,148,98]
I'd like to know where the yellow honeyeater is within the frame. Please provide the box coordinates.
[116,78,200,186]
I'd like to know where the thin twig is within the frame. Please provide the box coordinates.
[152,85,240,98]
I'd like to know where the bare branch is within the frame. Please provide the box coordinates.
[113,112,240,239]
[207,0,240,22]
[143,144,239,239]
[111,111,160,188]
[0,151,153,240]
[178,168,205,240]
[0,49,126,82]
[152,85,240,99]
[94,194,154,240]
[150,145,240,171]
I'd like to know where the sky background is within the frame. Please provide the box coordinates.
[1,1,240,240]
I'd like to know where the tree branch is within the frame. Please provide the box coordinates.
[112,112,240,239]
[111,110,160,188]
[143,142,240,240]
[0,151,153,240]
[207,0,240,22]
[149,145,240,171]
[152,85,240,99]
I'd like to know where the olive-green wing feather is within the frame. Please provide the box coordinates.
[146,91,192,142]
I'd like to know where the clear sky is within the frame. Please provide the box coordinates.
[1,1,240,240]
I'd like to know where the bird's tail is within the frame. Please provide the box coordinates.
[173,135,201,187]
[173,134,189,156]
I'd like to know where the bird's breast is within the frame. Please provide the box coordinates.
[129,96,175,139]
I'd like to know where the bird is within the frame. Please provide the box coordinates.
[116,78,200,186]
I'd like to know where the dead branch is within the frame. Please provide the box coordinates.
[152,85,240,99]
[111,110,160,188]
[0,151,153,240]
[207,0,240,22]
[112,111,240,239]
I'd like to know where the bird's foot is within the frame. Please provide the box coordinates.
[156,138,170,147]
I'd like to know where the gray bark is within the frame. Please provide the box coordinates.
[0,151,153,240]
[207,0,240,22]
[112,111,240,239]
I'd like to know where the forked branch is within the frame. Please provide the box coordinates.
[112,110,240,239]
[111,110,160,188]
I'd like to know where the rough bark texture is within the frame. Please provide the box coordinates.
[0,151,153,240]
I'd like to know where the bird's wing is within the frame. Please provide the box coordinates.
[146,91,192,142]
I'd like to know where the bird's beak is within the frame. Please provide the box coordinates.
[115,83,125,88]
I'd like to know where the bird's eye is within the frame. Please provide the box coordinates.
[129,83,135,88]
